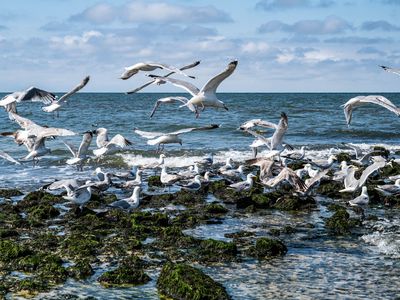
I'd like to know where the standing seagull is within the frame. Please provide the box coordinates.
[149,60,238,118]
[92,128,132,157]
[109,187,141,210]
[42,76,90,117]
[126,61,200,94]
[63,182,92,209]
[228,173,256,192]
[62,131,93,171]
[120,62,193,80]
[341,95,400,126]
[134,124,220,152]
[348,186,369,206]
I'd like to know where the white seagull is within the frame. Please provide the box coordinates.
[120,62,193,80]
[228,173,256,192]
[380,65,400,77]
[126,61,200,94]
[134,124,219,152]
[342,95,400,126]
[348,186,369,206]
[149,60,238,118]
[149,96,190,118]
[92,128,132,157]
[63,181,92,209]
[42,76,90,117]
[62,131,93,171]
[110,187,141,210]
[375,179,400,196]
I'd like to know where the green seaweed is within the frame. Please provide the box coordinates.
[248,237,287,259]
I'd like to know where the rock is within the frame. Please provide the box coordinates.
[98,256,150,287]
[205,203,228,214]
[371,146,390,158]
[148,175,162,187]
[196,239,237,262]
[27,204,60,226]
[317,181,343,199]
[0,240,31,263]
[273,194,316,211]
[325,206,361,235]
[18,191,63,209]
[68,260,94,280]
[335,152,352,163]
[157,262,231,300]
[248,237,287,259]
[62,234,101,259]
[0,189,23,198]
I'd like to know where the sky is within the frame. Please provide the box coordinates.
[0,0,399,92]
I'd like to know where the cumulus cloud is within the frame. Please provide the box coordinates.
[361,20,400,31]
[258,16,352,35]
[255,0,334,10]
[70,1,232,24]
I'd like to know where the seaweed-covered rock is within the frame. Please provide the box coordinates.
[380,162,400,178]
[251,192,282,208]
[15,277,49,296]
[157,262,231,300]
[0,240,31,263]
[325,207,361,235]
[0,188,23,198]
[205,203,228,214]
[98,256,150,287]
[248,237,287,259]
[148,175,162,187]
[317,181,343,198]
[197,239,237,262]
[27,204,60,226]
[18,191,63,208]
[159,226,197,248]
[371,146,390,158]
[335,152,352,163]
[0,228,18,238]
[68,260,94,280]
[273,194,316,211]
[62,234,101,259]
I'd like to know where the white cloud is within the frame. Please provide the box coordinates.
[241,42,270,54]
[70,1,232,24]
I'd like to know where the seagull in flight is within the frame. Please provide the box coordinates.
[149,60,238,118]
[42,76,90,117]
[126,61,200,94]
[62,131,93,171]
[380,65,400,77]
[341,95,400,126]
[120,62,194,80]
[149,96,190,118]
[0,87,56,115]
[134,124,220,152]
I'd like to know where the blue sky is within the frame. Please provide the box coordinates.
[1,0,399,92]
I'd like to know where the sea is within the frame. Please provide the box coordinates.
[1,92,400,299]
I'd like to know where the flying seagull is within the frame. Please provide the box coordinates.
[42,76,90,117]
[134,124,220,152]
[341,95,400,126]
[149,60,238,118]
[62,131,93,171]
[380,65,400,77]
[126,61,200,94]
[92,128,132,157]
[120,62,193,80]
[149,96,190,118]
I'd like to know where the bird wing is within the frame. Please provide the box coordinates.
[62,140,78,156]
[145,62,192,78]
[126,80,156,94]
[0,150,21,165]
[200,60,238,94]
[0,95,17,107]
[240,119,278,130]
[381,65,400,77]
[18,87,56,104]
[343,143,363,159]
[150,96,189,118]
[149,76,200,96]
[57,76,90,103]
[243,129,271,145]
[359,95,400,116]
[10,112,37,130]
[37,127,76,139]
[169,124,220,135]
[343,101,354,125]
[107,134,132,148]
[110,200,131,209]
[358,160,386,187]
[304,169,329,193]
[133,128,164,139]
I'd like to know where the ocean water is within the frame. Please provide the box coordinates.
[1,92,400,299]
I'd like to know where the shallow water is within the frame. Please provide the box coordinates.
[2,93,400,299]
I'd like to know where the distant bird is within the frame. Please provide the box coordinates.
[178,163,199,177]
[179,175,202,191]
[120,62,193,80]
[126,61,200,94]
[340,157,387,193]
[304,164,319,178]
[149,96,190,118]
[228,173,256,192]
[309,155,337,170]
[0,87,56,115]
[380,65,400,77]
[221,165,245,180]
[62,131,93,171]
[246,157,276,181]
[42,76,90,117]
[160,166,180,189]
[375,179,400,196]
[218,157,234,173]
[134,124,220,152]
[341,95,400,126]
[47,178,85,192]
[196,153,214,167]
[92,128,132,157]
[113,165,139,180]
[348,186,369,206]
[283,146,306,161]
[109,187,141,210]
[149,60,238,118]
